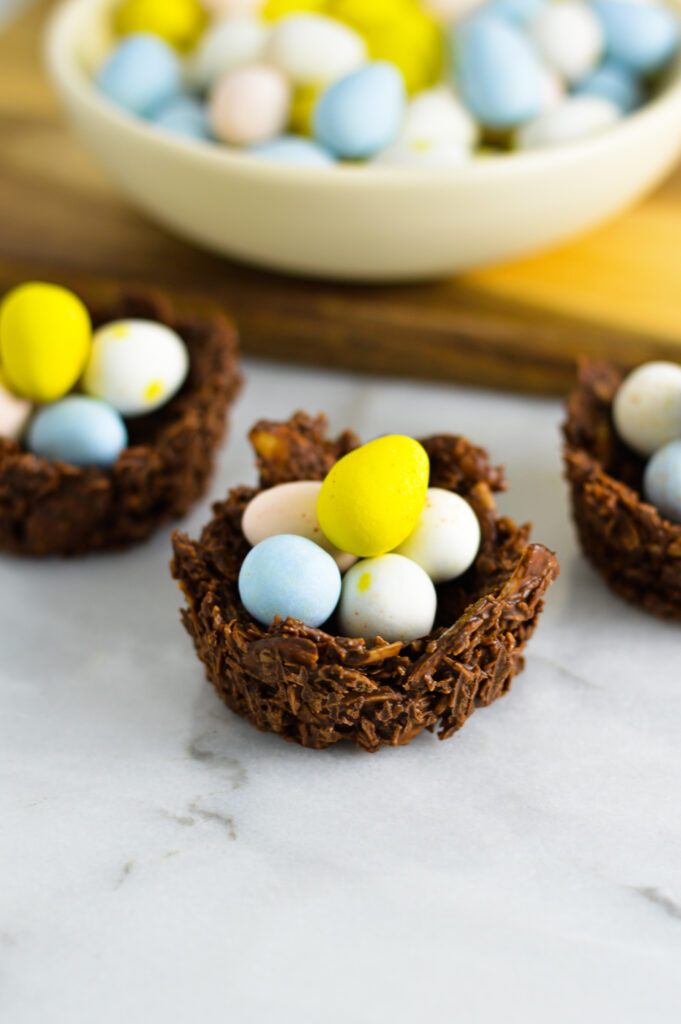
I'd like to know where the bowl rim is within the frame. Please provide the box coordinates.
[45,0,681,190]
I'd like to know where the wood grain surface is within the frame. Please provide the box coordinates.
[2,0,681,393]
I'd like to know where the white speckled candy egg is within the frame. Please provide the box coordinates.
[0,373,32,441]
[82,320,189,417]
[530,1,604,83]
[338,553,437,644]
[393,488,480,583]
[266,13,367,86]
[516,95,620,148]
[187,16,269,93]
[613,361,681,456]
[372,139,470,168]
[210,63,291,145]
[403,86,478,150]
[242,481,356,570]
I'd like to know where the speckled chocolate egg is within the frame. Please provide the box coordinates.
[338,553,437,643]
[393,487,480,583]
[82,319,189,417]
[613,361,681,456]
[242,481,355,570]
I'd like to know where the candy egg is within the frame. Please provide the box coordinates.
[612,361,681,457]
[0,283,91,403]
[485,0,544,25]
[574,59,643,114]
[266,13,367,85]
[151,95,212,139]
[452,14,544,129]
[242,481,355,569]
[402,86,478,150]
[593,0,681,74]
[238,534,342,627]
[205,0,263,14]
[82,319,189,416]
[360,8,443,94]
[338,554,437,643]
[529,2,604,84]
[113,0,206,52]
[26,397,128,468]
[643,439,681,524]
[250,135,336,166]
[516,95,620,148]
[186,16,269,93]
[372,139,470,168]
[421,0,487,24]
[210,64,291,145]
[317,435,429,557]
[313,62,406,159]
[0,373,32,441]
[393,488,481,583]
[97,34,181,117]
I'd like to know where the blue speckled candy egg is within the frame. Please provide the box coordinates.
[313,62,406,160]
[574,60,643,113]
[26,396,128,468]
[250,135,336,166]
[96,33,182,117]
[151,95,212,139]
[593,0,681,74]
[451,14,544,129]
[238,534,342,628]
[644,440,681,524]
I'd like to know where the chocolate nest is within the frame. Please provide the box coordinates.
[564,359,681,620]
[0,290,240,556]
[171,413,559,752]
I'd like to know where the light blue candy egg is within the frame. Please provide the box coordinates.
[643,439,681,524]
[574,60,643,113]
[313,62,406,160]
[452,14,544,129]
[151,95,212,140]
[96,34,182,118]
[250,135,336,167]
[593,0,681,74]
[27,396,128,469]
[238,534,342,628]
[485,0,544,25]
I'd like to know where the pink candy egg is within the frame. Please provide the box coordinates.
[0,376,32,441]
[242,480,356,572]
[209,63,291,145]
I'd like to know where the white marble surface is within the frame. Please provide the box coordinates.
[2,360,681,1024]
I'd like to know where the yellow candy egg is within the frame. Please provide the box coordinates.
[114,0,207,51]
[0,283,91,403]
[317,435,429,557]
[263,0,328,20]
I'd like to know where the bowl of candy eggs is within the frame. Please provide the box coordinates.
[46,0,681,280]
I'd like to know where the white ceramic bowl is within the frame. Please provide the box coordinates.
[46,0,681,281]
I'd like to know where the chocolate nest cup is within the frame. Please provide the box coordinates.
[171,413,559,752]
[0,290,240,556]
[564,359,681,620]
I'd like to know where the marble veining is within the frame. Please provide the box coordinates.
[3,361,681,1024]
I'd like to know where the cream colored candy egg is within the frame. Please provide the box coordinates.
[421,0,487,24]
[187,16,269,93]
[402,86,478,150]
[517,96,620,148]
[0,372,32,441]
[82,319,189,416]
[242,481,356,571]
[265,13,367,86]
[372,140,470,168]
[613,361,681,456]
[210,64,291,145]
[529,1,604,83]
[338,554,437,644]
[393,487,480,583]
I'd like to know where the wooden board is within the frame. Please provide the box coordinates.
[3,0,681,393]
